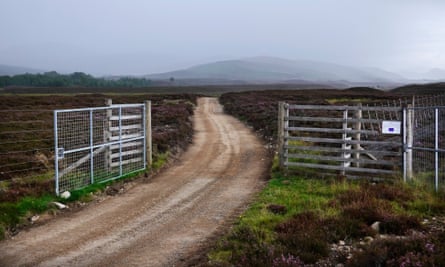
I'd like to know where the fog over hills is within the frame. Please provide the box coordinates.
[146,57,407,84]
[2,57,445,87]
[423,68,445,81]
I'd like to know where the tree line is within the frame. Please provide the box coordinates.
[0,71,153,88]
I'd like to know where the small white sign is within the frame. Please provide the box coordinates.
[382,121,401,134]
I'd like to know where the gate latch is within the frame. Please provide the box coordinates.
[57,148,65,159]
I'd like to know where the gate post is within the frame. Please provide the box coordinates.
[105,99,112,172]
[278,102,285,169]
[341,109,351,175]
[284,103,289,171]
[405,104,414,181]
[434,108,439,191]
[353,104,362,168]
[145,100,152,167]
[54,110,60,196]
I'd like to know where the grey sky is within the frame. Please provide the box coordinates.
[1,0,444,76]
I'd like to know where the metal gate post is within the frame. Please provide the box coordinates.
[435,108,439,191]
[403,107,407,182]
[145,100,152,167]
[105,99,112,173]
[119,106,123,176]
[89,110,94,185]
[407,105,414,181]
[54,110,60,196]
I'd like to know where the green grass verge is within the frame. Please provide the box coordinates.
[0,152,170,240]
[0,194,56,239]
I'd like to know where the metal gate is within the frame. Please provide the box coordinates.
[54,103,146,195]
[404,106,445,191]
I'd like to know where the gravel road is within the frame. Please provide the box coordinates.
[0,97,269,267]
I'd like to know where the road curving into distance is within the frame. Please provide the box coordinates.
[0,97,269,267]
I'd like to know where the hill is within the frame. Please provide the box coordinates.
[145,56,406,85]
[391,82,445,95]
[0,64,45,75]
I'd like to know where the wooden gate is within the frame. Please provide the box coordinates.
[278,103,403,179]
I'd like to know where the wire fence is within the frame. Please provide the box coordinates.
[0,109,54,180]
[408,106,445,191]
[373,94,445,190]
[2,93,445,188]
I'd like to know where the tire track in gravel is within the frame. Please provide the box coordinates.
[0,97,269,267]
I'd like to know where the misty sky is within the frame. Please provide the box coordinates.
[1,0,444,76]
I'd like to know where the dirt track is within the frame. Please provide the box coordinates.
[0,97,268,267]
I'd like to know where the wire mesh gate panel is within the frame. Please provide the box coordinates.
[54,104,146,195]
[278,103,403,179]
[404,106,445,191]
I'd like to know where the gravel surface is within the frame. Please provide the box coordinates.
[0,97,269,267]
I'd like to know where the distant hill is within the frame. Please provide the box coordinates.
[145,56,406,85]
[391,82,445,95]
[0,64,45,75]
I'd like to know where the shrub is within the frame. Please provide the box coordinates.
[272,254,305,267]
[379,214,422,235]
[219,226,275,267]
[275,212,329,264]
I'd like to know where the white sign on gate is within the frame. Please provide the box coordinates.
[382,121,401,134]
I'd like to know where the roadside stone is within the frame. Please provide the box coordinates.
[60,191,71,199]
[371,221,381,233]
[105,185,121,196]
[28,215,40,224]
[51,202,68,209]
[364,236,374,243]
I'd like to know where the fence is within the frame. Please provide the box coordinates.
[380,94,445,191]
[0,109,54,180]
[54,100,152,195]
[405,106,445,191]
[278,103,403,179]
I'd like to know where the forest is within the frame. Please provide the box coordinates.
[0,71,153,88]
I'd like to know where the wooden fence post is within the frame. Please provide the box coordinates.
[278,102,285,169]
[353,103,362,168]
[341,109,351,175]
[284,104,289,171]
[145,100,152,167]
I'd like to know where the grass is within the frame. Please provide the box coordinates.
[0,151,170,240]
[206,158,445,266]
[0,194,56,237]
[152,151,169,170]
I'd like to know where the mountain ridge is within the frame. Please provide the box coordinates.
[145,56,407,84]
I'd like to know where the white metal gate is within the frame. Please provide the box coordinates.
[54,103,146,195]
